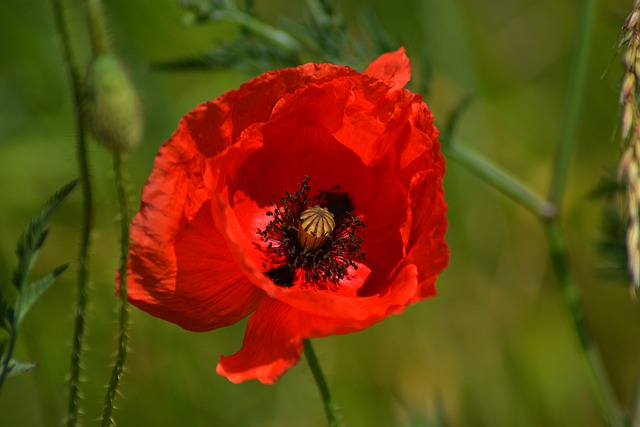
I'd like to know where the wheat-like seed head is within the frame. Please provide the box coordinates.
[618,1,640,290]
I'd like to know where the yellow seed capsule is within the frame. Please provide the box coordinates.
[297,206,335,250]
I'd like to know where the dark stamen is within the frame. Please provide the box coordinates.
[315,188,354,222]
[265,265,295,288]
[257,177,365,290]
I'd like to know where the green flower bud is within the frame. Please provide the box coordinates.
[85,54,143,153]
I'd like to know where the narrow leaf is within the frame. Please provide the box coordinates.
[0,309,10,333]
[12,180,77,291]
[15,263,70,327]
[154,37,297,73]
[5,359,38,377]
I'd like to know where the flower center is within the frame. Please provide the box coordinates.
[297,206,335,250]
[257,176,366,289]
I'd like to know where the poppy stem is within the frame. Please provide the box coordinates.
[100,151,131,426]
[442,139,556,220]
[545,222,624,425]
[546,0,625,424]
[303,339,342,427]
[50,0,94,425]
[86,0,109,56]
[443,0,624,423]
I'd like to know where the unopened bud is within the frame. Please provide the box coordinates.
[86,54,143,153]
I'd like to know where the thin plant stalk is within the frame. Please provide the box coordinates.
[445,146,622,424]
[303,339,342,427]
[213,6,302,52]
[0,331,17,394]
[101,152,131,426]
[442,0,623,422]
[544,0,624,423]
[547,0,597,206]
[442,139,555,219]
[50,0,94,425]
[86,0,109,56]
[545,223,623,425]
[444,145,622,424]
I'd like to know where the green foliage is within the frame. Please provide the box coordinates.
[14,263,70,327]
[161,0,399,73]
[592,174,629,283]
[11,180,77,294]
[1,0,635,425]
[154,36,300,71]
[3,360,37,378]
[0,180,76,392]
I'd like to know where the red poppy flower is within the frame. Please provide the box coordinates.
[123,47,448,384]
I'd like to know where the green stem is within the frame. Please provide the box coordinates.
[442,139,556,220]
[543,0,623,423]
[86,0,110,56]
[68,93,92,427]
[0,327,17,394]
[442,0,622,422]
[547,0,597,205]
[212,8,302,52]
[51,0,93,425]
[303,339,342,427]
[545,222,624,425]
[101,152,131,426]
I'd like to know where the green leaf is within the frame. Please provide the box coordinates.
[5,359,38,378]
[592,173,629,283]
[304,0,345,59]
[0,306,11,333]
[589,173,625,199]
[154,37,298,73]
[15,263,70,327]
[12,180,77,293]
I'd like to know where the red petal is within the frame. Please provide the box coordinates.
[262,69,433,183]
[215,62,361,142]
[404,170,449,302]
[216,292,405,384]
[363,47,412,89]
[125,106,263,331]
[203,73,442,321]
[213,123,406,288]
[173,202,264,329]
[216,298,302,384]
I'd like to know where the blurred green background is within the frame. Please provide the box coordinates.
[1,0,638,426]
